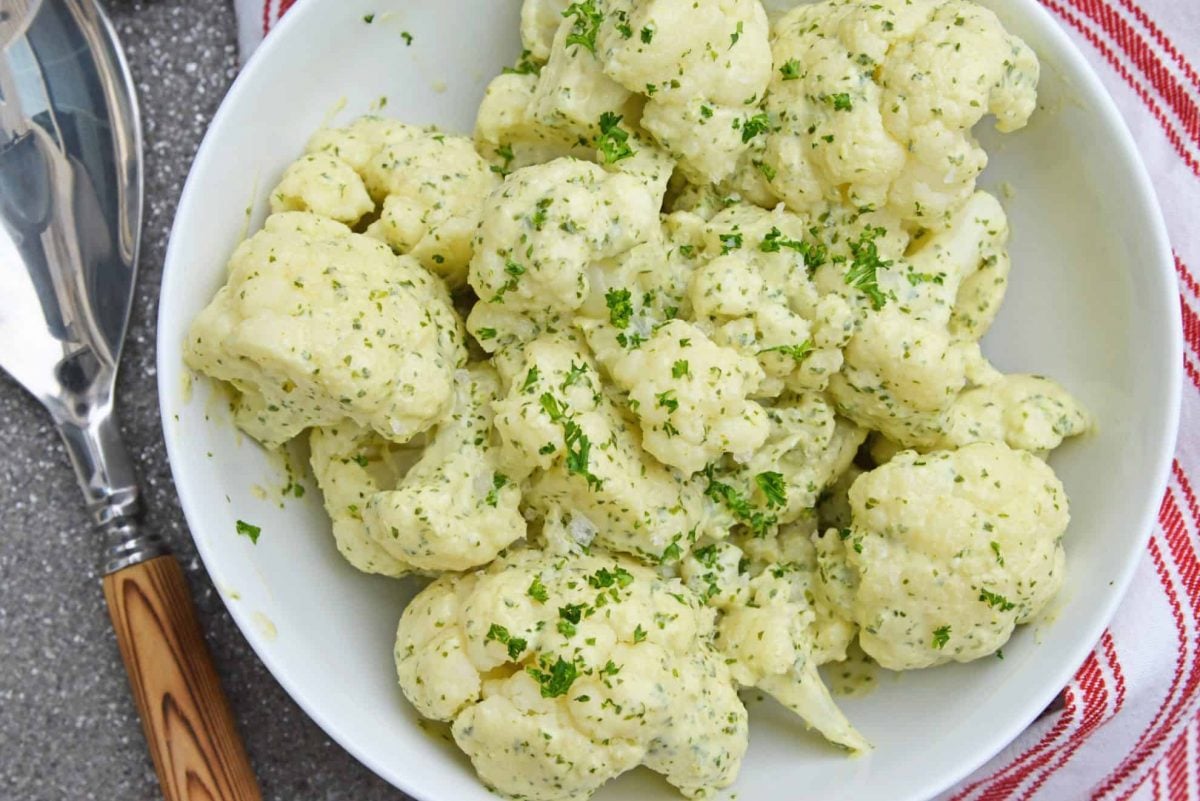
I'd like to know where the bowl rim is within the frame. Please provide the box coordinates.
[156,1,1183,799]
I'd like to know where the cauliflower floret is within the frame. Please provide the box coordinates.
[305,116,498,286]
[740,393,867,522]
[715,559,868,752]
[522,0,571,61]
[764,0,1038,229]
[494,333,709,561]
[308,422,419,577]
[361,365,527,572]
[835,442,1069,670]
[467,158,661,349]
[594,0,773,184]
[937,374,1092,452]
[690,203,862,396]
[531,12,635,134]
[690,391,866,543]
[394,549,749,800]
[582,319,769,474]
[184,212,465,448]
[826,191,1011,446]
[268,152,373,223]
[476,72,597,174]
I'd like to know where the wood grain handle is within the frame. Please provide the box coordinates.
[103,555,262,801]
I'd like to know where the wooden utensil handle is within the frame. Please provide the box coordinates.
[103,555,262,801]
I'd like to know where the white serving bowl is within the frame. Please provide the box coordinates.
[157,2,1181,799]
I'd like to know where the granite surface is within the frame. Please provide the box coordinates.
[0,2,408,798]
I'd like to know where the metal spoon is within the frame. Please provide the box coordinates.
[0,3,260,799]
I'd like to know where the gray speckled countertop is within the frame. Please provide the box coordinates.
[0,2,408,798]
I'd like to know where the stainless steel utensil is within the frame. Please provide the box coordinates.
[0,3,260,799]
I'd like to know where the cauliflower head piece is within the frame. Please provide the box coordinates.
[308,422,419,577]
[279,116,499,286]
[834,441,1069,670]
[467,158,662,348]
[826,191,1012,447]
[395,549,748,801]
[362,365,528,572]
[309,365,527,574]
[716,563,869,752]
[581,319,771,475]
[689,202,859,397]
[764,0,1038,229]
[675,526,867,751]
[937,373,1092,452]
[593,0,773,185]
[493,332,709,561]
[184,212,465,448]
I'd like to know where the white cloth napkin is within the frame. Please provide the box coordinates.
[232,1,1200,798]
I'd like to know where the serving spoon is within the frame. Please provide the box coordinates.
[0,2,260,799]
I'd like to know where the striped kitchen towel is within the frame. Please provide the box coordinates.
[236,1,1200,798]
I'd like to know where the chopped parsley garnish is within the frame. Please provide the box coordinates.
[694,543,720,568]
[699,105,714,119]
[540,392,566,422]
[605,288,634,328]
[401,31,413,46]
[476,327,498,341]
[672,360,690,378]
[825,92,853,111]
[563,420,602,490]
[932,625,951,649]
[616,331,645,349]
[521,366,540,393]
[633,624,647,643]
[754,471,787,509]
[504,49,543,77]
[730,20,743,47]
[235,520,261,544]
[656,390,679,413]
[489,143,513,176]
[490,260,526,302]
[703,467,776,537]
[990,541,1005,566]
[559,603,586,624]
[530,197,553,230]
[485,473,509,507]
[979,589,1016,612]
[759,227,827,270]
[740,112,770,143]
[527,655,580,697]
[486,623,527,660]
[562,361,589,389]
[719,231,743,254]
[596,112,635,163]
[757,340,814,363]
[753,159,776,181]
[528,576,550,602]
[906,269,945,286]
[641,26,654,43]
[615,12,633,38]
[844,226,891,310]
[660,540,683,563]
[588,566,634,589]
[362,13,375,23]
[779,58,801,80]
[562,0,604,53]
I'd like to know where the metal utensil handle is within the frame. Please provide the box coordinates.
[57,414,261,801]
[104,555,263,801]
[56,412,169,573]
